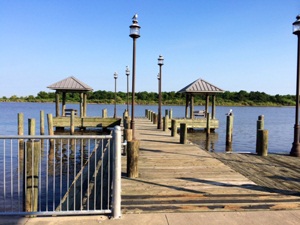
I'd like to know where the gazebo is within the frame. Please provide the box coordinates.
[47,76,93,118]
[178,78,224,119]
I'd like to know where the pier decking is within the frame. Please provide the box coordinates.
[121,118,300,213]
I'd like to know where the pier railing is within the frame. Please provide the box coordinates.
[0,126,122,218]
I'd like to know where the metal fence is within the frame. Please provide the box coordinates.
[0,126,122,218]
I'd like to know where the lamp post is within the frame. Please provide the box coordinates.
[157,55,164,129]
[129,14,141,139]
[114,72,118,118]
[126,66,130,113]
[291,15,300,157]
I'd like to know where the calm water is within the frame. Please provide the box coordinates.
[0,102,295,154]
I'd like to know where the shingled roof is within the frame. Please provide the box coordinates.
[178,78,224,94]
[47,76,93,92]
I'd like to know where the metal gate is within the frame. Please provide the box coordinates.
[0,126,122,218]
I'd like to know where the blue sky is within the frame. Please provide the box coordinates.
[0,0,299,97]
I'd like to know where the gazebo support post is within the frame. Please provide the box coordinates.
[185,94,189,118]
[55,91,60,117]
[190,95,194,119]
[84,93,87,117]
[80,93,84,118]
[205,94,209,118]
[62,92,66,116]
[212,95,216,119]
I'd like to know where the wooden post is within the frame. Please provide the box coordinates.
[169,108,173,119]
[180,123,187,144]
[165,109,169,118]
[226,114,234,152]
[124,129,132,156]
[257,129,268,156]
[150,111,153,122]
[256,115,264,153]
[102,109,107,118]
[147,110,151,120]
[127,140,140,178]
[24,140,41,213]
[55,91,60,117]
[163,116,169,132]
[171,119,177,137]
[40,110,44,135]
[28,119,35,135]
[206,112,211,135]
[70,110,75,135]
[47,114,54,148]
[153,113,157,124]
[145,109,148,117]
[18,113,24,150]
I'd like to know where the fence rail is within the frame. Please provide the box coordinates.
[0,126,121,218]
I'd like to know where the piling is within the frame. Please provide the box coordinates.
[24,140,41,214]
[169,109,173,119]
[102,109,107,118]
[40,110,45,135]
[28,119,35,135]
[206,112,211,135]
[124,129,133,155]
[70,110,75,135]
[18,113,24,150]
[163,116,169,132]
[257,129,269,156]
[256,115,264,153]
[180,123,187,144]
[127,140,140,178]
[47,114,54,148]
[226,114,234,152]
[153,113,157,124]
[165,109,169,118]
[171,119,177,137]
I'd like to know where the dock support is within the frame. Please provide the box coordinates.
[102,109,107,118]
[153,113,157,124]
[127,140,140,178]
[163,116,169,132]
[18,113,24,150]
[257,129,268,156]
[124,129,132,155]
[256,115,264,153]
[180,123,187,144]
[169,108,173,119]
[206,112,211,135]
[24,140,41,214]
[70,110,75,135]
[40,111,45,135]
[226,114,234,152]
[171,119,177,137]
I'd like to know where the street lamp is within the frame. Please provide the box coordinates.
[157,55,164,129]
[129,14,141,139]
[126,66,130,113]
[291,15,300,157]
[114,72,118,118]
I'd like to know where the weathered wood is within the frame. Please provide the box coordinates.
[153,113,157,124]
[169,108,173,119]
[102,109,107,118]
[171,119,177,137]
[52,117,121,128]
[18,113,24,150]
[225,114,233,152]
[28,118,35,135]
[180,123,187,144]
[256,115,265,153]
[47,114,54,135]
[24,140,41,213]
[163,116,169,132]
[40,111,45,135]
[127,140,140,178]
[206,112,210,135]
[257,129,268,156]
[70,110,75,135]
[166,118,219,130]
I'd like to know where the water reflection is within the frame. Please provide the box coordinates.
[187,131,219,152]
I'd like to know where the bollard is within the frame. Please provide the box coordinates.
[24,140,41,213]
[171,119,177,137]
[153,113,157,124]
[127,140,140,178]
[145,109,148,118]
[257,129,268,156]
[225,114,234,152]
[256,115,264,153]
[180,123,187,144]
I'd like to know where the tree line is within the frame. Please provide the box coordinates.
[0,90,296,106]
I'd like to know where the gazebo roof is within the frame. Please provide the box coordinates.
[47,76,93,92]
[178,78,224,94]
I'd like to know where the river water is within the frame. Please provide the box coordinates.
[0,102,295,154]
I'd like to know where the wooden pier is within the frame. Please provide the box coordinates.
[121,118,300,213]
